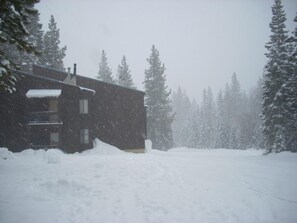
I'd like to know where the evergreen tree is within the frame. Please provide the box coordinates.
[0,0,39,92]
[215,90,230,148]
[1,43,21,72]
[206,87,216,147]
[229,128,240,150]
[230,73,242,127]
[172,86,192,147]
[172,87,184,147]
[1,5,43,73]
[97,50,115,84]
[222,83,233,148]
[20,10,44,72]
[238,111,253,149]
[186,106,200,148]
[144,45,174,150]
[42,15,66,70]
[280,13,297,152]
[117,55,135,88]
[237,91,251,149]
[249,78,264,149]
[262,0,289,153]
[199,89,208,148]
[170,74,265,150]
[200,87,216,148]
[223,83,232,127]
[287,14,297,151]
[219,75,251,150]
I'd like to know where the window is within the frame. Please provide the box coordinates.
[49,100,58,112]
[80,129,89,144]
[50,132,59,146]
[79,99,88,114]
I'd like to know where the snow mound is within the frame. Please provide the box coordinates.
[1,147,297,222]
[45,149,62,164]
[82,138,124,155]
[19,148,38,156]
[145,139,152,153]
[18,148,63,164]
[0,147,13,160]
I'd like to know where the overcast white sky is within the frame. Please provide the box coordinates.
[37,0,297,101]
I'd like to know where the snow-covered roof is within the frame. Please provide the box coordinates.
[26,89,62,98]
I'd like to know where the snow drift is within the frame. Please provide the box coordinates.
[0,143,297,223]
[81,138,124,155]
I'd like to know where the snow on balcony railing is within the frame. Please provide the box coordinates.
[27,121,63,126]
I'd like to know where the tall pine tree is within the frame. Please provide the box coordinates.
[215,90,230,148]
[171,74,264,150]
[97,50,115,84]
[186,106,200,148]
[199,88,216,148]
[20,9,44,72]
[0,0,39,92]
[1,9,43,73]
[172,86,192,147]
[117,55,135,88]
[249,78,264,148]
[262,0,289,153]
[279,13,297,152]
[42,15,66,70]
[230,73,242,127]
[144,45,173,150]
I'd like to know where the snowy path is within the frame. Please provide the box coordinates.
[0,146,297,223]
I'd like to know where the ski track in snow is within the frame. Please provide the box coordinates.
[0,147,297,223]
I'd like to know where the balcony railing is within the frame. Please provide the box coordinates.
[27,111,62,125]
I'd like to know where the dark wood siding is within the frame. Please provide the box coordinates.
[0,72,93,153]
[77,76,146,150]
[33,65,147,151]
[1,66,146,153]
[0,89,28,152]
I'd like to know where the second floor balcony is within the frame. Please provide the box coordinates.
[27,111,62,125]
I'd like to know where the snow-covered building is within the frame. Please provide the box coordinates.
[0,65,146,153]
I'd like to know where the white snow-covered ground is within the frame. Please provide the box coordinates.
[1,141,297,223]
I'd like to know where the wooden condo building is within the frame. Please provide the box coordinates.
[0,65,147,153]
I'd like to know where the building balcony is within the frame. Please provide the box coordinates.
[27,111,62,126]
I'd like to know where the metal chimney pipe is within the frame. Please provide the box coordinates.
[74,63,77,75]
[67,67,71,75]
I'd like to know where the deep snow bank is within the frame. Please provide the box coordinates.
[0,138,124,162]
[0,145,297,223]
[0,147,64,164]
[81,138,125,155]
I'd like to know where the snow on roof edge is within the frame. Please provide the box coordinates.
[26,89,62,98]
[32,64,145,95]
[79,86,96,95]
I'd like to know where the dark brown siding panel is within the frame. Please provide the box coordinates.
[59,87,80,153]
[1,66,146,153]
[0,90,28,151]
[0,72,83,153]
[77,76,146,150]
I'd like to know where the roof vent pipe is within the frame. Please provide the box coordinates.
[74,63,77,76]
[67,67,71,76]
